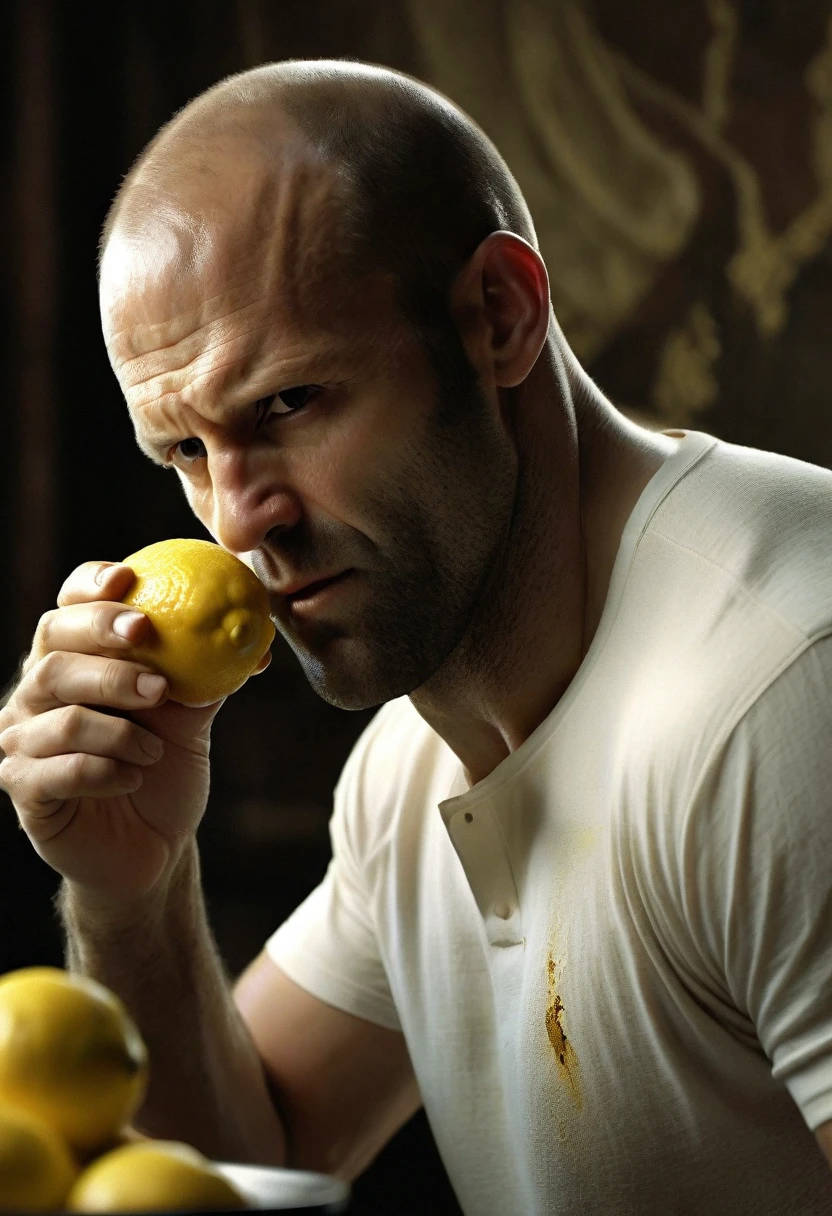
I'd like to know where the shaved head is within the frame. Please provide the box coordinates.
[101,60,537,357]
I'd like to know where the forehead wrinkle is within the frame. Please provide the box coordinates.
[111,172,351,399]
[108,266,269,373]
[108,140,359,371]
[127,328,353,437]
[114,298,268,396]
[124,338,259,415]
[107,269,264,352]
[131,391,229,463]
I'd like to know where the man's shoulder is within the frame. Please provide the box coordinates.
[653,435,832,639]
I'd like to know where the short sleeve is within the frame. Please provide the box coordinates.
[680,634,832,1130]
[266,715,401,1032]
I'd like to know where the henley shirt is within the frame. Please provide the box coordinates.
[268,428,832,1213]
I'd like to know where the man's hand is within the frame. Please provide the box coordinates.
[0,561,223,906]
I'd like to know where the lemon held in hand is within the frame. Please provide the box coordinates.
[0,1101,77,1212]
[119,538,275,706]
[67,1140,247,1212]
[0,968,147,1156]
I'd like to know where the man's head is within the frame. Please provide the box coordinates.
[99,61,553,709]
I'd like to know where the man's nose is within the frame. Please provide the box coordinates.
[209,448,302,555]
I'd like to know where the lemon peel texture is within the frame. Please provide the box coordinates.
[120,538,275,705]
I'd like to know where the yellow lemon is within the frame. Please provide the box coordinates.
[67,1140,247,1211]
[0,1101,77,1212]
[120,539,275,706]
[0,968,147,1156]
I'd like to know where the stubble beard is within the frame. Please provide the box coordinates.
[276,371,518,711]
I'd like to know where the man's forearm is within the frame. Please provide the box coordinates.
[58,842,286,1166]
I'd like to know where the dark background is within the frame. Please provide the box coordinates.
[3,2,832,1211]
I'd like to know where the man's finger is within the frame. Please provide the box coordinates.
[0,703,164,767]
[32,602,151,661]
[56,562,136,608]
[0,751,145,817]
[24,651,168,715]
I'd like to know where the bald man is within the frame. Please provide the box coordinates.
[2,60,832,1214]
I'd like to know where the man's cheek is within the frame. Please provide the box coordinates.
[177,474,212,533]
[333,411,417,506]
[297,430,374,525]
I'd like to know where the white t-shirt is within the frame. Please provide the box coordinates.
[268,429,832,1213]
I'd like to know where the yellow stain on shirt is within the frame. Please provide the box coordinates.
[546,951,582,1110]
[575,827,597,852]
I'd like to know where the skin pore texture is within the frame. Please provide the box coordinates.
[100,62,678,787]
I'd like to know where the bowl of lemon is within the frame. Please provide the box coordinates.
[0,967,348,1213]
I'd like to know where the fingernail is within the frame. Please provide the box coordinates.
[137,673,167,700]
[96,563,124,586]
[140,733,164,759]
[113,611,144,639]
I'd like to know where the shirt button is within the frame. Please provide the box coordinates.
[493,902,513,920]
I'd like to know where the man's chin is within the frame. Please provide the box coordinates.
[288,634,426,711]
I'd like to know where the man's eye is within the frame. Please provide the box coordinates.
[173,437,207,464]
[167,386,321,466]
[273,385,321,413]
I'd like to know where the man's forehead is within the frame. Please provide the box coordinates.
[101,135,360,349]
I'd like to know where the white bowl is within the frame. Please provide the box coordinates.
[215,1162,349,1211]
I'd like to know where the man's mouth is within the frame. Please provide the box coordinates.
[270,570,354,618]
[286,571,348,601]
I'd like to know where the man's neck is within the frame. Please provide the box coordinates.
[410,367,678,787]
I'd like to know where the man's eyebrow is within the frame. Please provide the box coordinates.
[134,433,169,466]
[132,394,277,466]
[129,348,354,466]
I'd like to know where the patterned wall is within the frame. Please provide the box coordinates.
[406,0,832,461]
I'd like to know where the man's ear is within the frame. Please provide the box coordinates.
[449,231,551,388]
